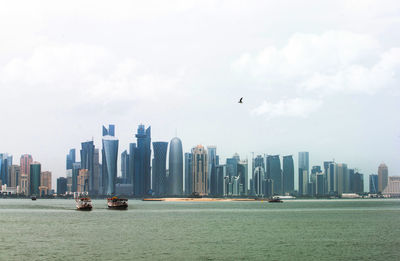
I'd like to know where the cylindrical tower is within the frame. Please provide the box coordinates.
[168,137,183,195]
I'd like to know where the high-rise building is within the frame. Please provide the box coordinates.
[184,153,193,195]
[214,165,225,196]
[168,137,183,196]
[336,163,347,196]
[66,149,76,170]
[254,166,264,197]
[152,142,168,196]
[57,177,67,195]
[127,143,136,186]
[72,162,81,192]
[0,154,12,185]
[9,165,21,188]
[353,172,364,193]
[77,169,89,193]
[298,152,309,195]
[134,125,151,196]
[207,146,217,194]
[327,162,336,195]
[310,166,322,196]
[282,155,294,194]
[369,174,378,194]
[19,174,29,195]
[81,141,95,193]
[316,173,325,196]
[93,148,101,193]
[266,155,282,195]
[20,154,33,176]
[237,160,248,195]
[378,163,388,193]
[29,162,41,196]
[121,150,129,184]
[40,171,52,196]
[226,156,238,178]
[102,125,119,195]
[192,145,208,195]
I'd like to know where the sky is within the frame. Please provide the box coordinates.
[0,0,399,190]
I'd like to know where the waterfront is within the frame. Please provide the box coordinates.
[0,199,399,261]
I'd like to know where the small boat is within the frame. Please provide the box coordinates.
[268,198,283,203]
[76,197,93,210]
[31,195,37,201]
[107,196,128,209]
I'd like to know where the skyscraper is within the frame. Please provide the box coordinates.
[102,125,119,195]
[369,174,378,194]
[168,137,183,196]
[192,145,208,195]
[77,169,89,193]
[336,163,347,196]
[134,125,151,196]
[353,172,364,193]
[184,153,193,195]
[93,148,101,193]
[207,146,217,194]
[378,163,388,193]
[253,166,264,197]
[9,165,20,188]
[121,150,129,184]
[327,162,336,195]
[152,142,168,196]
[40,171,52,196]
[237,160,248,195]
[66,149,76,170]
[127,143,136,186]
[282,155,294,194]
[72,162,81,192]
[81,141,95,193]
[266,155,282,195]
[57,177,67,195]
[20,154,33,177]
[298,152,309,195]
[29,162,41,196]
[0,154,12,185]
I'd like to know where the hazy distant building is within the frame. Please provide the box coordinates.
[121,150,129,184]
[152,142,168,196]
[9,165,20,188]
[378,163,388,193]
[81,141,95,194]
[207,146,217,194]
[184,153,193,195]
[66,149,76,170]
[282,155,294,194]
[134,125,151,196]
[29,162,41,195]
[77,169,89,193]
[254,166,264,197]
[214,165,225,196]
[237,160,248,195]
[0,154,12,186]
[192,145,208,195]
[168,137,183,195]
[382,176,400,197]
[369,174,378,194]
[72,162,81,192]
[20,154,33,178]
[19,174,28,195]
[327,162,336,195]
[40,171,52,195]
[316,173,325,196]
[298,152,309,195]
[266,155,282,195]
[102,125,119,195]
[353,172,364,194]
[336,163,348,196]
[57,177,67,195]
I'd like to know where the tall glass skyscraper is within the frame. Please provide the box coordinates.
[81,141,95,194]
[369,174,378,194]
[298,152,309,195]
[72,162,81,192]
[282,155,294,194]
[207,146,217,194]
[0,154,12,185]
[121,150,129,184]
[30,162,41,195]
[378,163,388,193]
[152,142,168,196]
[184,153,193,195]
[134,125,151,196]
[266,155,282,195]
[66,149,76,170]
[128,143,136,186]
[102,125,119,195]
[168,137,183,195]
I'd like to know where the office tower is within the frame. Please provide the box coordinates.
[266,155,282,195]
[298,152,309,195]
[382,176,400,197]
[184,153,193,195]
[369,174,378,194]
[237,160,248,195]
[0,154,12,185]
[316,173,325,196]
[215,165,225,196]
[40,171,52,196]
[72,162,81,192]
[93,148,101,193]
[134,125,151,196]
[336,163,347,196]
[168,137,183,196]
[282,155,294,194]
[20,154,33,176]
[378,163,388,193]
[81,141,95,193]
[127,143,136,185]
[323,161,334,194]
[66,171,72,193]
[254,166,264,197]
[254,155,265,169]
[310,166,322,196]
[207,146,217,194]
[77,169,89,193]
[353,172,364,193]
[66,149,76,170]
[226,156,238,178]
[19,174,28,195]
[9,165,21,188]
[57,177,67,195]
[102,125,119,195]
[192,145,208,195]
[327,162,336,195]
[152,142,168,196]
[29,162,41,195]
[121,150,129,184]
[232,176,240,196]
[264,179,274,197]
[348,169,355,193]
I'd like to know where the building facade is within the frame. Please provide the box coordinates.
[378,163,388,193]
[192,145,208,195]
[152,142,168,196]
[168,137,183,196]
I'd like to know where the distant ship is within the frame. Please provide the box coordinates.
[107,196,128,209]
[31,195,37,201]
[74,192,93,211]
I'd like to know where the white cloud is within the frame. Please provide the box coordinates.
[251,98,323,118]
[233,30,399,96]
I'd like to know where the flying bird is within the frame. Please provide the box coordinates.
[238,97,243,104]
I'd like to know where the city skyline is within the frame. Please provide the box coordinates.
[0,1,399,190]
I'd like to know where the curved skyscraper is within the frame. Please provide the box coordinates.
[168,137,183,195]
[152,142,168,196]
[103,137,119,195]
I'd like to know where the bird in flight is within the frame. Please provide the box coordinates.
[238,97,243,103]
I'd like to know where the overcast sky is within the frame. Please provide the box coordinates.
[1,0,399,189]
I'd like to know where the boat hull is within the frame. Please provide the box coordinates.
[107,198,128,209]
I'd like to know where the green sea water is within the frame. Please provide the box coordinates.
[0,199,399,261]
